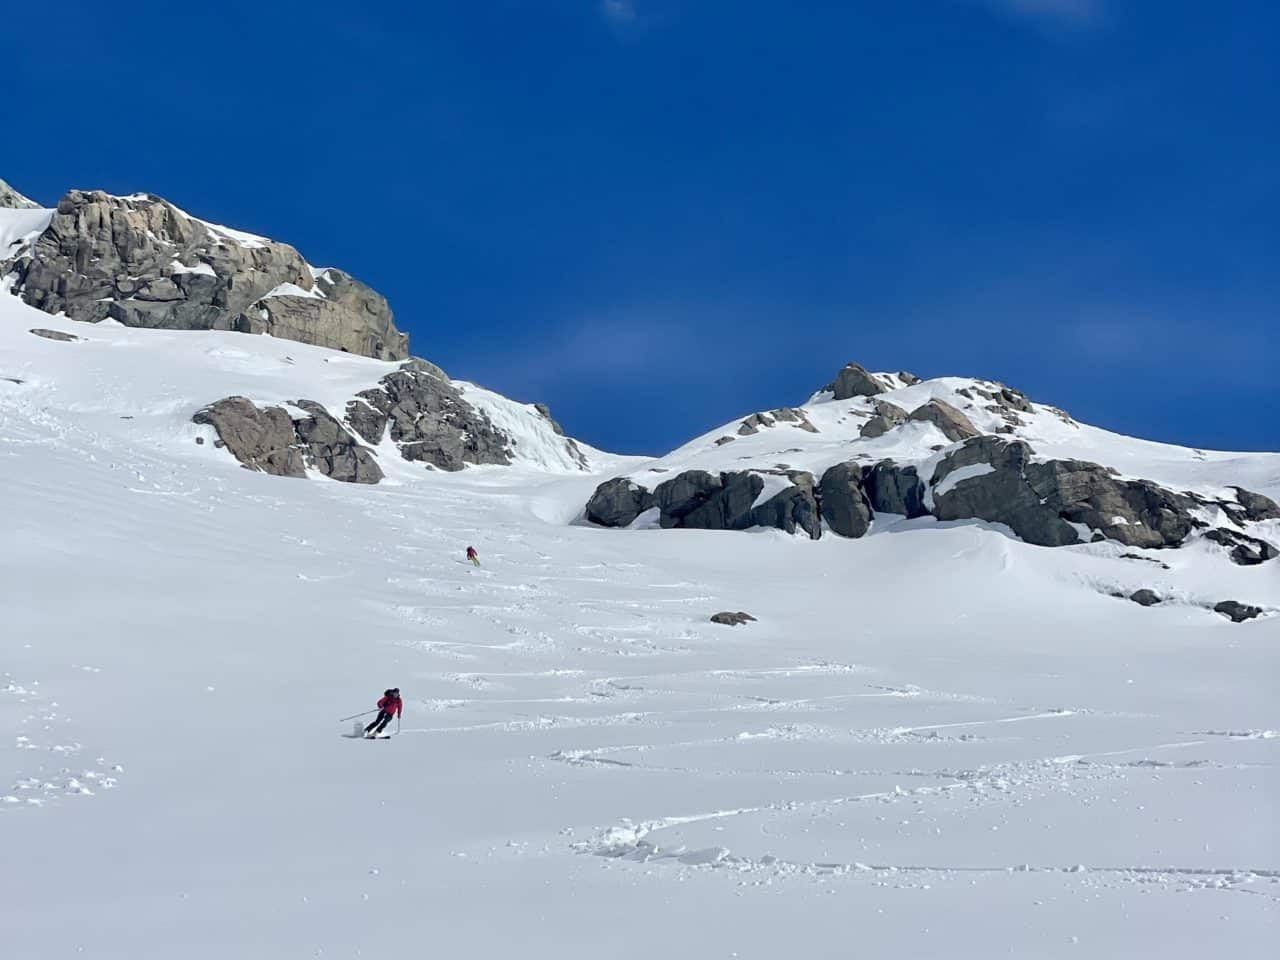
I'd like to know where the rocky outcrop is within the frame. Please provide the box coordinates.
[585,478,656,527]
[0,178,39,209]
[193,397,306,478]
[1203,528,1278,566]
[907,399,979,443]
[828,362,888,399]
[346,361,512,471]
[752,472,822,539]
[738,408,818,436]
[655,471,760,531]
[859,400,908,439]
[193,396,382,483]
[862,461,928,518]
[710,611,757,626]
[291,401,383,484]
[1213,601,1262,623]
[929,436,1197,548]
[817,461,873,538]
[6,190,407,360]
[1230,487,1280,522]
[1129,589,1162,607]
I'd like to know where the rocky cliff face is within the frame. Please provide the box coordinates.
[2,188,406,361]
[583,361,1279,575]
[0,178,39,209]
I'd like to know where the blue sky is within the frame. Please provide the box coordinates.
[4,1,1276,452]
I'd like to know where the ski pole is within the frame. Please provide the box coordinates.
[396,714,401,736]
[338,709,379,722]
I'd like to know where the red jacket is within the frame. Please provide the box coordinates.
[377,695,403,717]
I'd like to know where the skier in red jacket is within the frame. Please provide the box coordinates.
[466,545,480,567]
[364,688,402,737]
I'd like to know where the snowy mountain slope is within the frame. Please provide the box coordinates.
[2,190,1278,958]
[2,307,1277,958]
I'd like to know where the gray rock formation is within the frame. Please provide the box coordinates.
[907,399,979,443]
[859,399,908,439]
[817,461,873,538]
[752,472,822,539]
[1213,601,1262,623]
[710,611,757,626]
[346,362,513,471]
[194,396,381,483]
[193,397,306,478]
[929,436,1197,548]
[6,190,407,360]
[828,362,888,399]
[584,478,656,528]
[862,461,928,518]
[1129,589,1162,607]
[655,471,761,531]
[0,178,39,209]
[292,401,383,484]
[1203,528,1278,566]
[1230,487,1280,522]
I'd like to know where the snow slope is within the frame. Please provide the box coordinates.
[618,372,1280,503]
[1,285,1277,958]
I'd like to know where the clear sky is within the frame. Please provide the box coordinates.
[4,1,1276,453]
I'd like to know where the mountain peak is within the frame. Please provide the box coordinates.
[0,177,39,210]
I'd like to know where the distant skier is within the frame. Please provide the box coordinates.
[466,545,480,567]
[364,688,403,738]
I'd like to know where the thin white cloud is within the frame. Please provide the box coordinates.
[599,0,637,26]
[984,0,1101,28]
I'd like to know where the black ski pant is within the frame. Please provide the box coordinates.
[365,711,394,735]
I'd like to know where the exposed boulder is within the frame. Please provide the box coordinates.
[817,461,873,538]
[0,178,39,209]
[193,397,305,478]
[930,436,1198,548]
[1230,487,1280,522]
[194,396,382,483]
[291,401,383,484]
[585,478,656,528]
[348,362,512,471]
[710,611,757,626]
[828,362,888,399]
[907,399,979,443]
[753,472,822,539]
[1213,601,1262,623]
[859,400,908,439]
[1128,589,1162,607]
[862,461,928,518]
[29,328,79,342]
[655,471,760,531]
[7,190,407,360]
[1203,528,1278,566]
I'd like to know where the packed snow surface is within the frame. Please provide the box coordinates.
[1,294,1277,958]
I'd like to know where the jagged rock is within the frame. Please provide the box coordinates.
[859,399,908,439]
[1203,528,1278,566]
[828,362,888,399]
[907,399,979,443]
[738,412,774,436]
[292,401,383,484]
[714,436,736,446]
[655,471,759,530]
[1128,589,1162,607]
[929,436,1197,548]
[349,362,512,471]
[7,190,407,360]
[585,478,656,528]
[771,407,819,433]
[753,472,822,539]
[533,403,565,436]
[1230,487,1280,522]
[862,461,928,518]
[710,611,757,626]
[1213,601,1262,623]
[818,461,873,538]
[0,178,39,209]
[29,328,79,342]
[193,397,305,478]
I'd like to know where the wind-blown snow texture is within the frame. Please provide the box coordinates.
[2,233,1277,955]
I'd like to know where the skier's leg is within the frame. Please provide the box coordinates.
[374,712,392,735]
